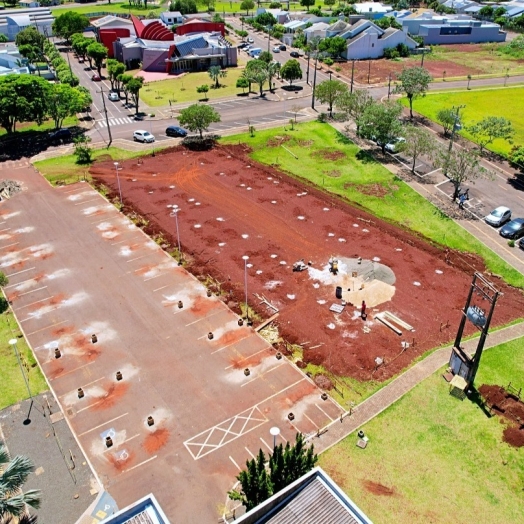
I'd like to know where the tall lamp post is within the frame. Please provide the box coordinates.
[270,426,280,450]
[170,206,182,265]
[242,255,250,324]
[444,105,465,178]
[114,162,123,205]
[9,338,32,401]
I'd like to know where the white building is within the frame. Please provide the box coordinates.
[353,2,394,19]
[0,44,30,75]
[0,7,54,41]
[91,15,136,36]
[160,11,184,26]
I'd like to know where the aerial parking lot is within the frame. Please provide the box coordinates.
[0,166,342,521]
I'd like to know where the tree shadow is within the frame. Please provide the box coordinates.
[507,172,524,192]
[356,149,378,164]
[281,85,303,92]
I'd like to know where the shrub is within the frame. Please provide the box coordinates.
[383,47,399,59]
[324,57,334,66]
[508,239,515,247]
[269,1,282,7]
[396,43,410,57]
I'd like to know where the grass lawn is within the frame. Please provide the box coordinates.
[34,147,156,186]
[51,1,163,17]
[220,122,524,288]
[0,116,78,139]
[319,336,524,524]
[0,310,48,410]
[140,67,250,106]
[403,87,524,157]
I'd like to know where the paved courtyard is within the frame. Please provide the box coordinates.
[0,166,343,521]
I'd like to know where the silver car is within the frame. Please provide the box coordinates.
[484,206,511,227]
[133,130,155,143]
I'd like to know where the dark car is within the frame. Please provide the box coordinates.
[519,236,524,251]
[279,44,286,51]
[499,218,524,239]
[91,74,101,81]
[166,126,187,138]
[290,51,300,58]
[49,128,72,143]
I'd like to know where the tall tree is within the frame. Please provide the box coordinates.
[254,12,277,26]
[300,0,316,11]
[467,116,514,155]
[126,77,145,115]
[240,0,255,14]
[433,146,492,201]
[280,59,302,86]
[48,84,91,130]
[395,66,432,119]
[335,89,374,136]
[15,26,45,52]
[0,75,50,134]
[52,12,89,44]
[436,107,459,137]
[0,444,41,521]
[178,104,221,138]
[207,65,227,88]
[229,434,318,511]
[86,42,108,78]
[266,61,281,92]
[360,100,404,154]
[71,35,92,66]
[18,45,42,76]
[106,59,126,92]
[118,74,133,105]
[402,124,437,173]
[245,60,268,96]
[314,79,348,116]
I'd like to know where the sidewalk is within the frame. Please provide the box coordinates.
[312,320,524,454]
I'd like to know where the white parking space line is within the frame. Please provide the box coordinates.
[17,295,53,310]
[1,242,19,250]
[77,412,129,437]
[229,455,241,470]
[153,285,170,292]
[27,319,67,337]
[75,198,99,206]
[224,347,268,370]
[126,253,154,263]
[52,361,94,381]
[260,437,272,453]
[245,447,255,459]
[18,286,48,297]
[210,334,252,354]
[185,309,223,327]
[315,402,335,422]
[240,362,285,388]
[102,434,140,453]
[304,413,318,429]
[0,228,11,233]
[20,306,60,323]
[123,455,157,474]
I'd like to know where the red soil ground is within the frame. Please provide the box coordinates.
[91,145,524,381]
[479,384,524,448]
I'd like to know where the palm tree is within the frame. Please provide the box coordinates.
[0,445,41,522]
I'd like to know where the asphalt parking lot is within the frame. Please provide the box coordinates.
[0,166,343,521]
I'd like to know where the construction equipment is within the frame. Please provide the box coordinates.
[329,257,338,275]
[292,259,308,272]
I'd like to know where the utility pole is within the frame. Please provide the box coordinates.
[444,104,465,177]
[306,49,310,85]
[367,59,371,84]
[350,59,355,94]
[421,49,425,67]
[387,74,392,99]
[311,51,318,110]
[99,84,113,149]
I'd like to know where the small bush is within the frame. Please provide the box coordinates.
[317,113,328,123]
[324,57,334,66]
[383,47,399,59]
[508,239,515,247]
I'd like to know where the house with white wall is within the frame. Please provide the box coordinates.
[353,2,394,19]
[0,7,54,41]
[160,11,184,26]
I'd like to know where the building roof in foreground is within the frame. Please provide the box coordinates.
[98,494,170,524]
[235,467,373,524]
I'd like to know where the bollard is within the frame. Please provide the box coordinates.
[276,352,282,360]
[54,348,61,359]
[288,413,295,421]
[178,300,183,309]
[116,371,123,381]
[238,318,244,326]
[358,430,365,438]
[321,392,328,401]
[207,289,212,297]
[208,332,214,340]
[244,368,250,376]
[91,334,97,344]
[77,388,84,399]
[147,416,154,426]
[105,436,113,448]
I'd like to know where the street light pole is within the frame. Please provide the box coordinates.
[242,255,249,323]
[171,206,182,265]
[311,52,318,110]
[350,59,355,94]
[270,426,280,450]
[114,162,122,205]
[9,339,32,400]
[387,74,392,99]
[444,105,465,178]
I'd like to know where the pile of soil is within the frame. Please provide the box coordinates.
[479,384,524,448]
[90,144,524,381]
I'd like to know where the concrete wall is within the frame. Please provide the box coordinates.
[142,48,168,72]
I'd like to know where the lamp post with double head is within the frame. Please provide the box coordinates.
[170,206,182,265]
[242,255,250,324]
[114,162,122,205]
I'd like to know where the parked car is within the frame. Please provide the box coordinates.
[279,44,286,51]
[78,57,84,63]
[166,126,187,138]
[108,91,120,102]
[49,128,72,143]
[133,130,155,143]
[247,37,254,43]
[518,236,524,250]
[272,46,280,53]
[484,206,511,228]
[499,218,524,239]
[385,137,405,154]
[290,51,300,58]
[91,74,101,81]
[238,42,247,49]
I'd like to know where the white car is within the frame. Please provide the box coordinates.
[247,37,254,43]
[385,137,405,153]
[272,46,280,53]
[108,91,119,101]
[133,130,155,143]
[485,206,511,227]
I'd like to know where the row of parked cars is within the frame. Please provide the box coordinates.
[132,126,187,143]
[484,206,524,249]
